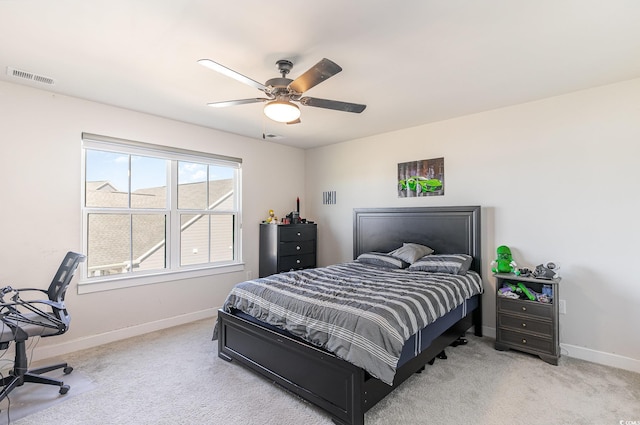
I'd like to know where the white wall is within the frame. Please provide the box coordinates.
[2,77,638,372]
[305,78,640,372]
[0,80,305,357]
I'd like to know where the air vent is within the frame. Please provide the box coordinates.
[6,66,55,85]
[263,133,283,140]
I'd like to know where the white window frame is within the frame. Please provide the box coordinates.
[79,133,243,294]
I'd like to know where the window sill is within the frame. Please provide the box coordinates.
[77,263,245,294]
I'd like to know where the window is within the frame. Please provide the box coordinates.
[80,133,242,292]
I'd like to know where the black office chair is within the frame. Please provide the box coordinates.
[0,251,85,403]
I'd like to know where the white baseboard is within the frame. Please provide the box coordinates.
[560,343,640,374]
[482,325,640,374]
[31,308,218,363]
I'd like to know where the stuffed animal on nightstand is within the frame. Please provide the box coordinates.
[491,245,518,274]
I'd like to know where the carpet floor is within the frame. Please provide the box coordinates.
[4,318,640,425]
[0,368,94,425]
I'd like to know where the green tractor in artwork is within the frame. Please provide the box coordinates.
[399,176,443,193]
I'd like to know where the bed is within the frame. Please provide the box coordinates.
[215,206,483,425]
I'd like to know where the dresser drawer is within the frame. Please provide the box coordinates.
[279,226,316,242]
[498,328,554,354]
[498,314,553,336]
[497,297,552,319]
[279,253,316,271]
[279,240,315,256]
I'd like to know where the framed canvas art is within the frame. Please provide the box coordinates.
[398,157,444,197]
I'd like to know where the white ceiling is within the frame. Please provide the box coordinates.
[2,1,640,149]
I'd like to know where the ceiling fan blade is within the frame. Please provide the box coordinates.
[299,97,366,113]
[288,58,342,94]
[207,98,267,108]
[198,59,268,92]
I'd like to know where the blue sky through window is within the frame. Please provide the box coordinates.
[86,150,234,192]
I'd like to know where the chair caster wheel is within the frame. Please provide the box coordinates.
[59,385,70,395]
[63,366,73,374]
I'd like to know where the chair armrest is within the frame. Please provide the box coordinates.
[1,299,66,330]
[13,288,49,295]
[27,299,64,310]
[1,299,64,310]
[0,287,47,303]
[0,298,64,316]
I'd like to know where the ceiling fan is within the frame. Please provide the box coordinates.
[198,57,366,124]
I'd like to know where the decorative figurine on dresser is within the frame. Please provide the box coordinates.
[259,212,317,278]
[493,247,562,365]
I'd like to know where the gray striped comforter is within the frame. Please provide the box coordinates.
[221,262,483,385]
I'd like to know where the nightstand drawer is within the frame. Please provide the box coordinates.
[279,253,316,271]
[498,328,553,353]
[280,226,316,241]
[279,240,315,256]
[498,297,552,319]
[498,314,552,335]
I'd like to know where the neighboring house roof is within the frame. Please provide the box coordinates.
[86,179,234,274]
[86,181,120,192]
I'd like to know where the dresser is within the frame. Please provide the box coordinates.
[259,223,317,278]
[494,273,561,365]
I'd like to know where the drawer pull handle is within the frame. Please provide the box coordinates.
[296,246,301,250]
[522,306,527,311]
[522,339,527,344]
[522,323,527,328]
[296,259,301,264]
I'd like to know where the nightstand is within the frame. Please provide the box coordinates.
[494,273,561,365]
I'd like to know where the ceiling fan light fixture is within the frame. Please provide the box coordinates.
[264,100,300,123]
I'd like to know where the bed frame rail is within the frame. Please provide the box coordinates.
[218,309,365,425]
[218,305,480,425]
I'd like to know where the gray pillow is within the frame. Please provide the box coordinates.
[356,252,409,269]
[388,243,434,264]
[408,254,473,275]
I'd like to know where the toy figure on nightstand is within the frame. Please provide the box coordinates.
[491,245,518,274]
[265,209,278,224]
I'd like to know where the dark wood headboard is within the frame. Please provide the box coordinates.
[353,206,482,274]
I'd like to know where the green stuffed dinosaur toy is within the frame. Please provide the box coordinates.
[491,245,518,274]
